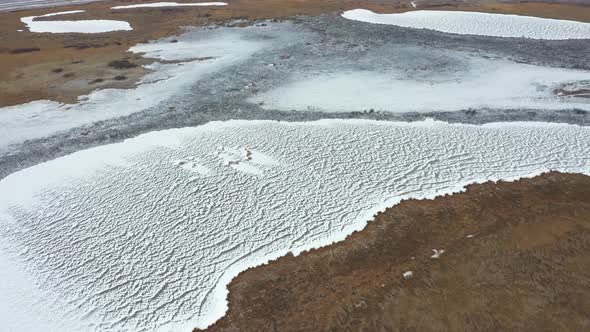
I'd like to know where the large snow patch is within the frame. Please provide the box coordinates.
[21,10,132,33]
[253,57,590,113]
[0,119,589,331]
[342,9,590,40]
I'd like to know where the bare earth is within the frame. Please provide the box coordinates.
[0,0,589,106]
[200,172,590,332]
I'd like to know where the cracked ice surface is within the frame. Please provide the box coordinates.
[1,119,589,331]
[342,9,590,40]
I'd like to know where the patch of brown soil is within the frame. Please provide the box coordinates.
[1,0,589,107]
[200,172,590,332]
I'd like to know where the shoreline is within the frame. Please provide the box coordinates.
[200,171,590,331]
[1,118,588,330]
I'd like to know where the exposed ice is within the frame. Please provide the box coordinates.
[0,119,588,331]
[342,9,590,40]
[253,57,590,113]
[111,2,228,9]
[21,10,132,33]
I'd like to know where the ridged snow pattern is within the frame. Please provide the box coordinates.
[1,120,589,331]
[342,9,590,40]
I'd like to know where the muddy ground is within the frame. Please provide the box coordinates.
[200,171,590,332]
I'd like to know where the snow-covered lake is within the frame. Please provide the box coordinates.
[342,9,590,40]
[1,119,588,331]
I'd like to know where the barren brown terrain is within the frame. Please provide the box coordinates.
[200,172,590,332]
[1,0,589,106]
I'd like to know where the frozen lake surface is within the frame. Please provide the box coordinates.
[1,119,589,331]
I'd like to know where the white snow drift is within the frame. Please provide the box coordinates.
[253,56,590,113]
[21,10,132,33]
[342,9,590,40]
[112,2,227,9]
[0,119,589,331]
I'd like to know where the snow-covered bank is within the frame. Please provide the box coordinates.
[0,119,588,331]
[342,9,590,40]
[253,56,590,113]
[21,10,132,33]
[111,2,227,9]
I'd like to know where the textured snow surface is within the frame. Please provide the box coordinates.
[0,24,294,151]
[341,9,590,40]
[1,119,589,331]
[253,57,590,113]
[21,10,132,33]
[112,2,227,9]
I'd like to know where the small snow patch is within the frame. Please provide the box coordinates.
[111,2,228,9]
[341,9,590,40]
[403,271,413,279]
[431,249,445,259]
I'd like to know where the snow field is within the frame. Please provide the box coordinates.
[342,9,590,40]
[0,119,589,331]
